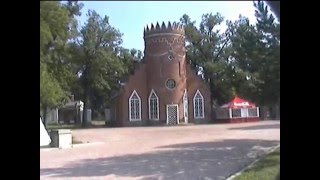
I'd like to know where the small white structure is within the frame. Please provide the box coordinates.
[58,100,84,124]
[50,129,72,149]
[87,109,92,123]
[40,118,51,146]
[215,96,260,123]
[105,109,111,122]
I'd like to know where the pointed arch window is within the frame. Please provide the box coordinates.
[129,90,141,121]
[149,89,159,120]
[193,90,204,119]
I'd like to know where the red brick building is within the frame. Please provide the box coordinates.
[111,22,212,126]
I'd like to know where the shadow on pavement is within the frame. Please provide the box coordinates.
[41,139,279,179]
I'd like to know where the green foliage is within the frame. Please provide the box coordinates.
[40,1,75,109]
[180,1,279,106]
[40,62,68,109]
[180,12,235,105]
[228,1,280,105]
[40,1,83,125]
[40,1,70,52]
[71,10,126,126]
[234,148,280,180]
[119,47,143,75]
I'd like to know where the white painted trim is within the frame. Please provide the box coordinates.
[148,89,159,120]
[166,104,179,125]
[145,33,185,38]
[230,108,260,118]
[193,90,205,119]
[241,108,248,118]
[129,90,142,121]
[183,89,188,123]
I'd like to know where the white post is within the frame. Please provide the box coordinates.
[87,109,92,123]
[105,109,110,121]
[256,107,260,117]
[229,108,232,118]
[54,108,58,123]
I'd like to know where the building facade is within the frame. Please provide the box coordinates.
[111,22,212,126]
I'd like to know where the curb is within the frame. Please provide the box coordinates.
[40,142,105,151]
[226,144,280,180]
[72,141,104,148]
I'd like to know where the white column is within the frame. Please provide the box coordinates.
[54,108,58,123]
[87,109,92,123]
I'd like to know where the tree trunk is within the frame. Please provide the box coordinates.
[209,78,216,105]
[82,87,89,127]
[81,63,90,128]
[82,77,92,127]
[42,105,48,128]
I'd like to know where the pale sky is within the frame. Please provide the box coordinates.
[77,1,259,51]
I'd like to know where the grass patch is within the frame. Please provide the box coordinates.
[40,145,51,149]
[47,123,80,130]
[47,121,106,130]
[234,147,280,180]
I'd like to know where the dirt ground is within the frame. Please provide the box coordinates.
[40,120,280,180]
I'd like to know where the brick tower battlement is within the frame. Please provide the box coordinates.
[143,21,185,38]
[143,21,186,56]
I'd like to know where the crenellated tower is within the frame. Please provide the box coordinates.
[143,22,187,124]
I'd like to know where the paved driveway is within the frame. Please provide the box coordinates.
[40,121,280,180]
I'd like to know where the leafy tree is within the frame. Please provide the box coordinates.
[179,1,279,107]
[180,13,235,105]
[72,10,126,127]
[118,48,143,76]
[40,1,78,125]
[40,1,83,126]
[227,1,280,107]
[40,61,67,125]
[254,0,280,106]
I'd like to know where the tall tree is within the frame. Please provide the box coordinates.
[227,1,280,107]
[73,10,125,127]
[40,1,83,126]
[180,13,236,105]
[40,1,79,125]
[254,0,280,106]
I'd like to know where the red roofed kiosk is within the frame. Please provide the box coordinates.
[214,96,260,123]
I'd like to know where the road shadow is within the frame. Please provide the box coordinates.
[229,124,280,130]
[41,139,280,180]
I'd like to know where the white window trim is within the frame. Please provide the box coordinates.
[148,89,159,120]
[247,107,260,118]
[193,89,205,119]
[183,89,188,123]
[129,90,142,121]
[231,108,260,118]
[231,108,243,118]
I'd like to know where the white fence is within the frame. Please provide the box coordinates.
[231,107,259,118]
[215,107,259,119]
